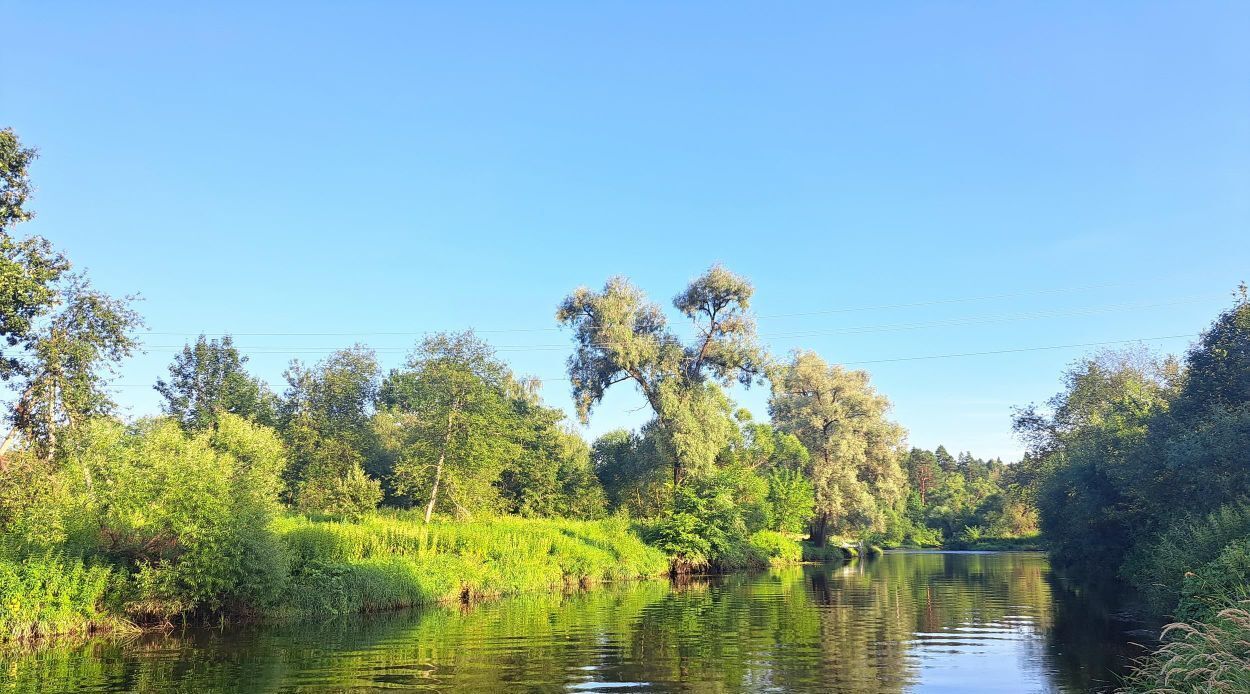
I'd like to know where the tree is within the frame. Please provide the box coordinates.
[934,445,956,474]
[155,334,277,430]
[378,332,519,522]
[279,346,381,510]
[1,128,71,384]
[905,448,938,506]
[592,428,668,516]
[557,266,765,487]
[2,276,141,459]
[1013,348,1178,578]
[497,379,607,519]
[769,350,906,545]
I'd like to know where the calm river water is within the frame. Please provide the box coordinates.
[1,552,1151,693]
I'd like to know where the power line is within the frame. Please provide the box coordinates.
[130,295,1216,353]
[101,332,1198,388]
[134,279,1163,338]
[839,334,1196,366]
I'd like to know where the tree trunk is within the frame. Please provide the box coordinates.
[808,513,830,547]
[424,406,457,524]
[423,449,445,524]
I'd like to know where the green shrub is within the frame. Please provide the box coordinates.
[1176,539,1250,623]
[1122,500,1250,616]
[748,531,802,565]
[800,543,849,563]
[0,554,119,642]
[296,464,383,520]
[765,468,815,534]
[60,415,291,619]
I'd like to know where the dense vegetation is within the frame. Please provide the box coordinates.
[0,127,909,641]
[4,123,1248,687]
[1013,288,1250,690]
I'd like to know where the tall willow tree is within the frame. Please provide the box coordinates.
[557,265,765,487]
[769,351,906,545]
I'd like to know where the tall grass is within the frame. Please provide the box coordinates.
[273,512,670,615]
[1118,603,1250,693]
[0,554,127,642]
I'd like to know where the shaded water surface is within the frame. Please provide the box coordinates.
[1,552,1149,693]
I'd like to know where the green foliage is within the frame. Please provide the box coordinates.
[273,513,668,614]
[280,346,382,507]
[1015,348,1180,581]
[638,466,773,572]
[296,464,383,520]
[769,350,906,544]
[0,554,118,642]
[155,334,278,430]
[1175,539,1250,623]
[557,266,765,486]
[1122,501,1250,616]
[65,416,290,617]
[4,274,142,459]
[0,128,71,385]
[765,467,816,534]
[379,332,523,520]
[747,530,802,565]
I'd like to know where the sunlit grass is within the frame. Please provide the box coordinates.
[272,511,670,615]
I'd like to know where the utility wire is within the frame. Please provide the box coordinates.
[134,279,1161,338]
[101,332,1197,388]
[131,295,1215,354]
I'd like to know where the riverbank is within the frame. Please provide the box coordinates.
[2,512,827,645]
[274,513,672,615]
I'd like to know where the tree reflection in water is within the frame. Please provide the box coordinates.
[0,553,1145,693]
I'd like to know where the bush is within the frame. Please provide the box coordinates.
[0,554,118,641]
[1175,539,1250,623]
[800,542,850,563]
[1122,500,1250,616]
[296,464,383,519]
[637,469,771,572]
[748,531,802,565]
[60,415,291,619]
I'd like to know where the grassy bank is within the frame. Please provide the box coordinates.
[0,555,131,642]
[273,513,670,615]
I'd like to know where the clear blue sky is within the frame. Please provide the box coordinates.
[5,2,1247,459]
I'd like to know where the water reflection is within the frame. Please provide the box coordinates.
[0,552,1146,693]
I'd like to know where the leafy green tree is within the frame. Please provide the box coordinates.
[280,346,381,510]
[64,415,290,615]
[557,266,765,487]
[904,448,938,506]
[496,380,607,519]
[769,350,906,545]
[592,428,668,516]
[1,129,139,460]
[765,467,816,534]
[378,332,519,522]
[1013,348,1179,578]
[2,276,141,459]
[0,128,70,384]
[155,334,278,430]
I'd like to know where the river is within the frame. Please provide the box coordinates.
[1,551,1151,693]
